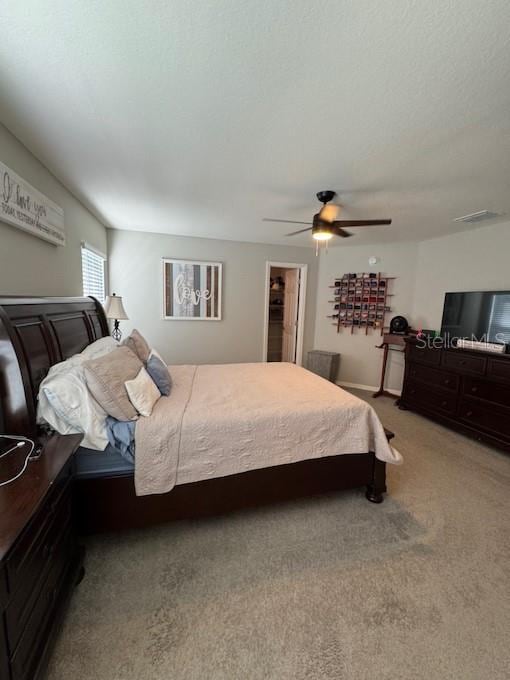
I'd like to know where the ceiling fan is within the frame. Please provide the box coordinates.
[263,190,391,245]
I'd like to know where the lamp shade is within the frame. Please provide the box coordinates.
[104,293,129,320]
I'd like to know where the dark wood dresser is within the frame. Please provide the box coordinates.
[0,434,83,680]
[400,338,510,452]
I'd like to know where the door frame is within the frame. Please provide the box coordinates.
[262,261,308,365]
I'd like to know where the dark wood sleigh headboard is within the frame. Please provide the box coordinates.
[0,296,108,436]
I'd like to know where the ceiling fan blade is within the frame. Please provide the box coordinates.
[332,219,392,227]
[285,226,314,236]
[331,226,353,238]
[262,218,313,225]
[318,203,341,223]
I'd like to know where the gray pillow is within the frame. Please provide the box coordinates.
[84,346,142,421]
[122,329,151,363]
[146,350,172,396]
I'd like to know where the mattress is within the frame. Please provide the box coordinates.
[134,362,402,496]
[74,363,402,493]
[74,444,133,478]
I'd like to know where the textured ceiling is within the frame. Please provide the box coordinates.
[1,0,510,247]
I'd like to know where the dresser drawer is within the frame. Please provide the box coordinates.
[462,377,510,410]
[407,344,441,367]
[442,350,487,375]
[5,493,72,653]
[407,363,458,391]
[6,464,71,596]
[10,526,74,680]
[458,398,510,439]
[403,380,458,415]
[487,357,510,382]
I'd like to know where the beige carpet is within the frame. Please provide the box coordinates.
[48,391,510,680]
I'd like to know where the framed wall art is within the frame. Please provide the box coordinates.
[163,258,222,320]
[1,160,65,246]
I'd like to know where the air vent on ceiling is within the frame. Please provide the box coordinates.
[453,210,502,224]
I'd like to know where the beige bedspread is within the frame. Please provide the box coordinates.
[134,362,402,496]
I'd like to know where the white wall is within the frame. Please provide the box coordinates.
[412,220,510,329]
[313,242,419,392]
[2,116,506,388]
[312,221,510,393]
[108,229,318,365]
[0,123,107,295]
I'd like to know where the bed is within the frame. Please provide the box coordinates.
[0,296,399,534]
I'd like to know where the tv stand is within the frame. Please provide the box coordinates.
[400,338,510,452]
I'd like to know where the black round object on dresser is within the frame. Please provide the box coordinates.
[389,315,409,334]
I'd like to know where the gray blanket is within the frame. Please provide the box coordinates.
[106,416,136,465]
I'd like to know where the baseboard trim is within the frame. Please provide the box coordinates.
[337,381,402,397]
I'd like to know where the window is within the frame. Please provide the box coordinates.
[81,243,106,303]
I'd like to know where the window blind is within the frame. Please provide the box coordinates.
[81,246,106,303]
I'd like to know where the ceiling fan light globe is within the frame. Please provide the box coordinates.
[312,231,333,241]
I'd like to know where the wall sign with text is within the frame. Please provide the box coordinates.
[163,258,222,320]
[1,160,65,246]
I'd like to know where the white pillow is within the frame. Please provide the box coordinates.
[124,367,161,417]
[80,336,119,360]
[37,337,119,450]
[37,359,109,450]
[37,388,82,436]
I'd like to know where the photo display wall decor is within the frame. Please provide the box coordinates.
[328,273,395,335]
[163,258,222,320]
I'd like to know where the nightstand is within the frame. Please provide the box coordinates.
[0,433,83,680]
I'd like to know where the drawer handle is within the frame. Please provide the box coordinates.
[444,378,450,385]
[465,410,473,418]
[441,400,448,407]
[471,386,478,393]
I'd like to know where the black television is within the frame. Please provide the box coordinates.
[441,291,510,346]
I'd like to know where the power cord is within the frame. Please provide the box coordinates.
[0,435,37,487]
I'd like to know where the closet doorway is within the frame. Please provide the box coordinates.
[263,262,307,365]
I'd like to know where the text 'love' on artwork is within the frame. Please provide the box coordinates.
[163,259,222,320]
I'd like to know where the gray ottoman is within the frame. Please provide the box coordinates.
[307,350,340,382]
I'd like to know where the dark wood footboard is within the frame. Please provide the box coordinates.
[75,449,389,535]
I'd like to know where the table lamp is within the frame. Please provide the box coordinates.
[104,293,129,341]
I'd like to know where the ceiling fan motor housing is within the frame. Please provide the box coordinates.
[316,190,336,204]
[312,213,334,239]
